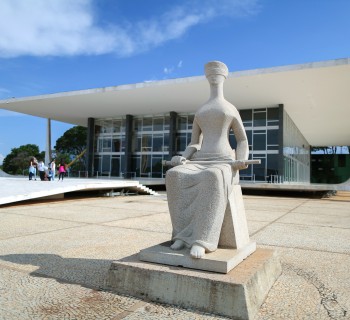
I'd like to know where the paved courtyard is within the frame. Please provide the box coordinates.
[0,192,349,319]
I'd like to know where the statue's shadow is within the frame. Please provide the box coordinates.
[0,253,113,289]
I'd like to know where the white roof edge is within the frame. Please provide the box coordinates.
[228,57,350,78]
[0,75,205,104]
[0,57,349,105]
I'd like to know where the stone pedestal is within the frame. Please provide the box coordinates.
[105,249,281,320]
[139,241,256,274]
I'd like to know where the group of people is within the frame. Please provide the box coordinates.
[29,157,67,181]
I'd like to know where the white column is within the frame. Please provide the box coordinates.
[45,118,52,165]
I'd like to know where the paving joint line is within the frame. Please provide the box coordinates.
[0,224,93,241]
[250,199,310,237]
[259,243,350,256]
[100,225,171,235]
[0,210,167,231]
[260,221,350,230]
[0,209,169,224]
[98,211,169,223]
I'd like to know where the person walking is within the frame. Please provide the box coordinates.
[37,160,47,181]
[58,159,66,181]
[49,159,56,181]
[28,157,36,180]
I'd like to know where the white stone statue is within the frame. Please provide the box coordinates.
[166,61,250,259]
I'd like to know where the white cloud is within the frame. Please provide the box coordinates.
[0,0,117,57]
[163,60,184,76]
[0,0,259,58]
[0,87,11,99]
[163,67,174,75]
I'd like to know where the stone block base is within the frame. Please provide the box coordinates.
[139,241,256,273]
[105,248,281,320]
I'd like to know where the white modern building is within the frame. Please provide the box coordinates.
[1,58,349,183]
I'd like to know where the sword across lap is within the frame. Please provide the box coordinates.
[162,159,261,166]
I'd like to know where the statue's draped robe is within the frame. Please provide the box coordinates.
[166,107,240,252]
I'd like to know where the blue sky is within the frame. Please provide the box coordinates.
[0,0,349,164]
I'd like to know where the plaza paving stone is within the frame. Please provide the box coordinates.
[0,193,349,319]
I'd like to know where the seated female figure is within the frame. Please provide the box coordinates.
[166,61,249,259]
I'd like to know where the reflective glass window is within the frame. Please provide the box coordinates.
[163,133,169,151]
[153,118,163,131]
[338,154,346,167]
[133,136,141,152]
[267,129,279,145]
[102,155,111,172]
[187,132,191,144]
[111,157,120,176]
[121,136,125,152]
[164,116,170,130]
[267,154,279,175]
[132,156,140,177]
[252,157,266,181]
[153,134,163,151]
[253,111,266,127]
[141,155,151,176]
[176,133,187,152]
[102,138,112,152]
[188,115,194,129]
[102,121,113,133]
[94,156,101,173]
[229,133,237,149]
[240,110,252,122]
[120,155,125,174]
[143,118,152,131]
[246,130,252,145]
[178,116,187,130]
[113,120,121,133]
[96,138,103,152]
[94,124,102,134]
[267,108,279,121]
[134,119,142,131]
[152,156,163,178]
[142,134,152,151]
[112,137,121,152]
[253,134,266,150]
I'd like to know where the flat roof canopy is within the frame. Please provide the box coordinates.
[1,58,349,146]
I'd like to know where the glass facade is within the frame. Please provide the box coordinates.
[283,110,310,183]
[91,106,310,183]
[228,107,281,181]
[93,119,126,177]
[131,115,170,178]
[175,114,195,154]
[311,154,350,184]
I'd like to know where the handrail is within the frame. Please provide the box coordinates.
[66,149,87,168]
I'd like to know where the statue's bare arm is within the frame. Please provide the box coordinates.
[171,118,202,165]
[231,114,249,170]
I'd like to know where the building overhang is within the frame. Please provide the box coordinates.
[1,58,349,146]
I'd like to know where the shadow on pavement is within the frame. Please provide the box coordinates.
[0,253,113,289]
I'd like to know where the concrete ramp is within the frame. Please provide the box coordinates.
[0,177,159,206]
[0,169,10,177]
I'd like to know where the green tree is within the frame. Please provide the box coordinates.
[54,126,87,171]
[2,144,44,174]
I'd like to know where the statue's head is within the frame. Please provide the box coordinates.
[204,61,229,79]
